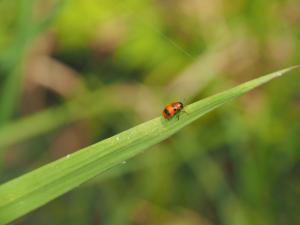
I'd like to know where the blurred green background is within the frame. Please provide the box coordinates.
[0,0,300,224]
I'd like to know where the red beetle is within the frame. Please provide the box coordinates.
[162,101,184,120]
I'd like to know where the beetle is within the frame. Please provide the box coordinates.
[162,101,184,120]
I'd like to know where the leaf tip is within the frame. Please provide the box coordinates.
[277,65,300,77]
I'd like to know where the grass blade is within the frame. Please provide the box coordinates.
[0,89,114,150]
[0,66,298,224]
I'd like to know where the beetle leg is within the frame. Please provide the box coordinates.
[182,109,188,115]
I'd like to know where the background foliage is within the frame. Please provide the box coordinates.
[0,0,299,224]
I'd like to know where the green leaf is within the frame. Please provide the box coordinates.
[0,66,298,224]
[0,89,113,150]
[0,0,63,125]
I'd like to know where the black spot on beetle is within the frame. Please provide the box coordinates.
[164,109,171,115]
